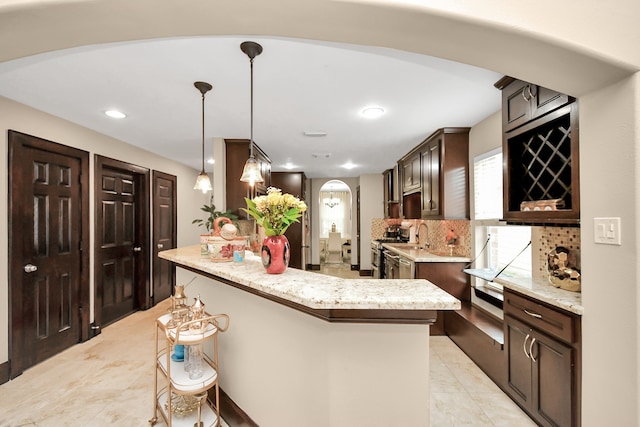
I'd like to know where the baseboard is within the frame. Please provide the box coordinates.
[218,387,258,427]
[0,360,9,385]
[359,269,372,276]
[308,264,321,270]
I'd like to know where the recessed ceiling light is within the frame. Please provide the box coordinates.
[361,106,385,119]
[282,162,297,170]
[342,162,357,170]
[105,109,126,119]
[303,131,327,137]
[207,158,215,165]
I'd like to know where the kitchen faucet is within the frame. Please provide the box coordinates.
[417,222,430,249]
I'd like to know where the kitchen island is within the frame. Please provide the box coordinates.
[159,245,460,427]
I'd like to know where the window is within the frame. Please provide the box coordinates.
[474,148,502,220]
[473,149,531,293]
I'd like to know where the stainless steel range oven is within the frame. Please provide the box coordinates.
[371,241,384,279]
[371,237,408,279]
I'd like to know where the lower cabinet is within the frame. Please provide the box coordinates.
[415,262,470,335]
[505,315,574,427]
[504,289,581,427]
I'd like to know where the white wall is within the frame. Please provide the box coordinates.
[579,76,639,426]
[0,96,206,365]
[358,173,384,270]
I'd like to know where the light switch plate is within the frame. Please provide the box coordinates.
[594,217,622,245]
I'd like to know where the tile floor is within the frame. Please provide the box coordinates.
[0,264,534,426]
[0,300,229,427]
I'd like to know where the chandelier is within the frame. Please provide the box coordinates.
[324,192,340,208]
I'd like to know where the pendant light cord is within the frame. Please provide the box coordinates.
[249,56,255,159]
[201,90,206,173]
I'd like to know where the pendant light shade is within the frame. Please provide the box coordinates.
[239,41,264,186]
[193,81,213,193]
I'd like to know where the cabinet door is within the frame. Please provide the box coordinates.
[531,85,570,123]
[421,140,440,217]
[505,315,533,409]
[503,79,570,133]
[401,153,421,194]
[532,331,574,427]
[503,79,531,132]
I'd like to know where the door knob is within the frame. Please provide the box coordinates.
[24,264,38,273]
[157,244,164,249]
[133,247,142,252]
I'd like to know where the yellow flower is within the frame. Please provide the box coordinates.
[242,187,307,236]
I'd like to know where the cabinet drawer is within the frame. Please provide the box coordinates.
[503,290,577,344]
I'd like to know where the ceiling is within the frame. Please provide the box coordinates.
[0,35,502,178]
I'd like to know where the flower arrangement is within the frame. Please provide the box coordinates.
[243,187,307,236]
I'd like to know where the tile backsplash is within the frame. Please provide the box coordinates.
[371,219,581,284]
[371,218,471,257]
[532,226,581,280]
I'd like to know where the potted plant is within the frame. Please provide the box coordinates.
[193,196,239,234]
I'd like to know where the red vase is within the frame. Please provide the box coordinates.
[261,235,290,274]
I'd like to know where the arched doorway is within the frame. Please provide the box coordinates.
[318,180,351,266]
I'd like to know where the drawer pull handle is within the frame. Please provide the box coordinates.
[524,309,542,319]
[529,337,537,363]
[523,334,531,359]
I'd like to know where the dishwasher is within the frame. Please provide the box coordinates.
[399,256,415,279]
[383,250,400,279]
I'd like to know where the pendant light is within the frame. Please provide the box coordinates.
[239,41,265,186]
[193,81,213,193]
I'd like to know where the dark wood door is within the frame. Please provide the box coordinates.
[95,156,150,327]
[152,171,177,304]
[8,131,90,378]
[532,328,573,427]
[505,315,533,409]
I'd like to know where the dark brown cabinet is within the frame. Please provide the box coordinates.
[383,167,400,218]
[400,152,421,195]
[398,127,469,220]
[224,139,271,218]
[504,289,581,427]
[496,78,580,225]
[271,171,307,270]
[415,262,470,335]
[420,128,469,219]
[498,77,571,133]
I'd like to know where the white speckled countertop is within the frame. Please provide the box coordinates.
[159,245,461,311]
[494,274,583,315]
[379,242,582,315]
[381,243,472,263]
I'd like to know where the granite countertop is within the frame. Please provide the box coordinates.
[159,245,460,311]
[379,242,582,315]
[381,242,472,263]
[494,274,583,315]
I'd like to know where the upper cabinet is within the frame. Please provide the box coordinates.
[383,167,400,218]
[400,152,421,195]
[225,139,272,218]
[421,128,469,219]
[398,127,470,220]
[498,77,571,133]
[495,77,579,225]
